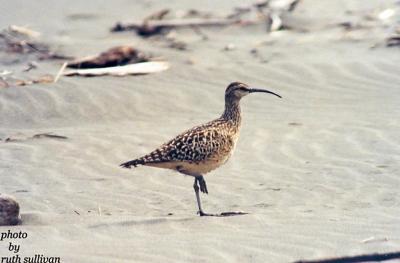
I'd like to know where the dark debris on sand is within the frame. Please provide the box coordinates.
[67,46,150,69]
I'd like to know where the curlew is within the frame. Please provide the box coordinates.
[120,82,281,216]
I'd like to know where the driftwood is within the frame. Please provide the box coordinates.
[360,236,388,243]
[67,46,149,69]
[143,9,170,22]
[4,133,68,142]
[64,46,167,77]
[8,25,40,38]
[32,133,68,140]
[112,1,302,36]
[294,251,400,263]
[63,61,170,77]
[112,18,241,36]
[54,62,67,83]
[15,75,54,86]
[0,29,72,60]
[115,18,242,28]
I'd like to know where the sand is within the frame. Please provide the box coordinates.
[1,0,400,262]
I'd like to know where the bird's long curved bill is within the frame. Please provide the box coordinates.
[249,88,282,98]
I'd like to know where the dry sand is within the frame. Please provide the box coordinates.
[1,0,400,262]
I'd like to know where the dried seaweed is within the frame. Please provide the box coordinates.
[67,46,149,69]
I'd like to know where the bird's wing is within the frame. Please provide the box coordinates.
[140,120,233,164]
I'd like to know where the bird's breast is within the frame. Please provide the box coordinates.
[223,132,239,163]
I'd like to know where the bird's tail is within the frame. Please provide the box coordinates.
[120,148,168,169]
[120,158,145,169]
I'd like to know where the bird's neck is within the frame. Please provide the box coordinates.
[222,97,242,126]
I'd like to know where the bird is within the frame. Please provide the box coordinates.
[120,82,281,216]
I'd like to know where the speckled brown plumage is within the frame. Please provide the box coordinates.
[121,82,281,216]
[123,118,240,173]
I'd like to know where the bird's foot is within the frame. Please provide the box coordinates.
[198,210,216,217]
[197,210,248,217]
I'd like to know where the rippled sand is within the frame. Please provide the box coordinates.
[1,0,400,262]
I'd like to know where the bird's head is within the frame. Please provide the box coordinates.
[225,82,282,100]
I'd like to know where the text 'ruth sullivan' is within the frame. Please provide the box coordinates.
[1,230,61,263]
[1,254,60,263]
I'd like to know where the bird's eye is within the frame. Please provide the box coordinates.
[239,87,247,91]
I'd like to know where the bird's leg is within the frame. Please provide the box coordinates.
[184,170,246,217]
[193,178,204,215]
[193,177,213,216]
[177,167,214,216]
[193,176,247,217]
[197,175,208,194]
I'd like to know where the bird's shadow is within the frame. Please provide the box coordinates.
[200,211,249,217]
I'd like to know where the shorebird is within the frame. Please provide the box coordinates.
[120,82,281,216]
